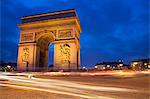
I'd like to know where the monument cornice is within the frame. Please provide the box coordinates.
[18,17,81,33]
[22,9,76,19]
[18,42,37,46]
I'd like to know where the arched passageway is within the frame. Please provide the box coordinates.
[36,31,54,69]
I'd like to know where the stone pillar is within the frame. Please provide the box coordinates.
[17,43,38,71]
[53,40,79,70]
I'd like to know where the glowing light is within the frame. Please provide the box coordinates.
[133,62,138,65]
[95,66,98,68]
[7,65,11,68]
[0,83,110,99]
[82,67,86,69]
[107,65,110,67]
[119,64,123,66]
[0,75,137,93]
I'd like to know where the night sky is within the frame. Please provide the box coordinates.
[0,0,149,67]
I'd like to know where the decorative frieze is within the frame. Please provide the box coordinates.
[20,33,34,42]
[58,29,73,39]
[35,30,56,41]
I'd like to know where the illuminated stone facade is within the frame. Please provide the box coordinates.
[17,9,81,71]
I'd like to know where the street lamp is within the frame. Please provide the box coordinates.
[68,60,70,71]
[26,61,29,72]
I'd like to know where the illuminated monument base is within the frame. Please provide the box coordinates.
[17,9,81,71]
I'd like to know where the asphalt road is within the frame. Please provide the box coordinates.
[0,72,150,99]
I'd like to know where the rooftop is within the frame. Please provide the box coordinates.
[21,9,77,23]
[95,61,123,66]
[132,58,150,62]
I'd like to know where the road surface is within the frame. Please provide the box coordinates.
[0,72,149,99]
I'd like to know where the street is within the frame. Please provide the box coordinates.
[0,71,150,99]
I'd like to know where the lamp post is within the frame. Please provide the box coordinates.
[68,60,70,71]
[26,61,29,72]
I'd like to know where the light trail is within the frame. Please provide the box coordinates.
[32,77,138,92]
[0,83,112,99]
[0,75,138,93]
[1,72,147,99]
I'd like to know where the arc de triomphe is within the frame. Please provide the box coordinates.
[17,9,81,71]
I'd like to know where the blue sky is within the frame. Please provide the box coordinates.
[0,0,149,66]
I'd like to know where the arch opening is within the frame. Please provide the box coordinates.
[36,32,54,70]
[48,43,54,68]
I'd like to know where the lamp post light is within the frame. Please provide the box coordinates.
[7,65,11,72]
[26,61,29,72]
[7,65,11,68]
[95,66,98,70]
[68,60,70,71]
[83,67,86,69]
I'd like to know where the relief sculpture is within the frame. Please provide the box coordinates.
[35,30,56,41]
[22,47,29,62]
[58,29,73,39]
[59,44,70,65]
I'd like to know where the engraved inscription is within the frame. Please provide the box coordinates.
[21,33,33,42]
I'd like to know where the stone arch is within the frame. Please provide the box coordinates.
[35,30,55,42]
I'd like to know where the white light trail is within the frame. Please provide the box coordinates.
[0,83,112,99]
[0,75,138,93]
[1,72,146,99]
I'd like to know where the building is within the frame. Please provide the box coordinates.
[0,61,17,71]
[95,60,129,70]
[131,58,150,70]
[17,9,81,71]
